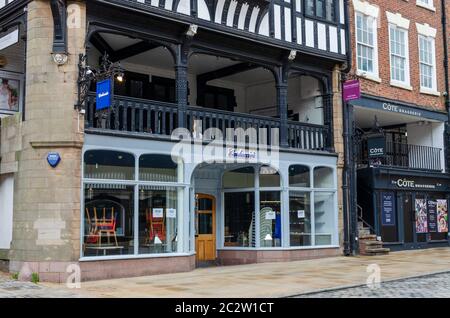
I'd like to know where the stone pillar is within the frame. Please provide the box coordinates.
[8,0,86,283]
[332,65,345,252]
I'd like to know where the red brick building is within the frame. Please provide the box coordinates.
[347,0,450,251]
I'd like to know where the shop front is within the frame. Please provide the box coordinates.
[358,167,450,250]
[80,133,339,277]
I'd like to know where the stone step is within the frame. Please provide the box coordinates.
[359,240,383,246]
[360,247,390,256]
[358,229,371,237]
[359,234,378,240]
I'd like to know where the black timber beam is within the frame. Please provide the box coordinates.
[197,62,259,84]
[110,40,160,62]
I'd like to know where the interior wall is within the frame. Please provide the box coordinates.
[406,121,445,171]
[288,76,324,124]
[0,173,14,249]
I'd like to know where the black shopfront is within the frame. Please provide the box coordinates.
[358,167,450,250]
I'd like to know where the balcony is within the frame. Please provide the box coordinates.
[85,94,330,151]
[358,141,443,172]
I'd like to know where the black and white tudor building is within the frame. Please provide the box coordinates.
[0,0,349,274]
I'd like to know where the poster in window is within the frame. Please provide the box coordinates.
[427,200,437,233]
[381,192,395,226]
[152,208,164,218]
[437,199,448,233]
[415,198,428,233]
[0,76,19,111]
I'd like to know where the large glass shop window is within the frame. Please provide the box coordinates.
[84,150,135,180]
[314,166,334,188]
[260,191,281,247]
[224,192,255,247]
[289,165,310,187]
[139,154,180,182]
[289,192,311,246]
[223,167,255,188]
[314,192,335,245]
[259,166,280,187]
[223,167,255,247]
[138,185,182,254]
[83,184,134,256]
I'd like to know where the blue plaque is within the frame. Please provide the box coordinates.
[96,79,112,110]
[47,152,61,168]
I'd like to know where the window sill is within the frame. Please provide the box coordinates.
[416,2,436,12]
[420,87,440,96]
[357,71,382,83]
[390,81,413,91]
[79,252,196,262]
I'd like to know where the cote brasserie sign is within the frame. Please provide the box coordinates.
[382,102,423,117]
[392,178,442,190]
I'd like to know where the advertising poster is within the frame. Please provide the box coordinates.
[437,199,448,233]
[427,200,437,233]
[0,76,19,111]
[381,192,395,226]
[415,199,428,233]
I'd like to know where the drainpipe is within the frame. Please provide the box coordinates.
[441,0,450,172]
[341,0,353,256]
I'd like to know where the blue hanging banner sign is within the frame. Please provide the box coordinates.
[47,152,61,168]
[96,79,112,110]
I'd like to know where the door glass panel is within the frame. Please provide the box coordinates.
[403,194,414,243]
[198,213,213,235]
[198,198,213,211]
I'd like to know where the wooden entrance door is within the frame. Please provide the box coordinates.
[195,194,216,261]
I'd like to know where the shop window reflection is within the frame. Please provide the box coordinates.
[289,192,311,246]
[84,150,135,180]
[314,192,335,245]
[314,166,334,188]
[224,192,255,247]
[138,185,181,254]
[83,184,134,257]
[289,165,310,187]
[260,191,281,247]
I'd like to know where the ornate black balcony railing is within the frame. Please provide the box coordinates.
[85,93,329,151]
[358,141,443,171]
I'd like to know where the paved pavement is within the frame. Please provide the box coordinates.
[299,272,450,298]
[1,247,450,298]
[0,274,83,298]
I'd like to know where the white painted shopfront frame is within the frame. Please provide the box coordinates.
[80,134,339,261]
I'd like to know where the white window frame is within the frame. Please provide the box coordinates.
[416,22,439,96]
[386,12,411,90]
[416,0,436,12]
[353,0,380,82]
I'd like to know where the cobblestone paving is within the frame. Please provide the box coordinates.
[0,275,83,298]
[298,272,450,298]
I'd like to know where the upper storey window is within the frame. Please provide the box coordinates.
[353,0,380,82]
[416,22,439,96]
[305,0,337,23]
[386,12,411,90]
[416,0,436,12]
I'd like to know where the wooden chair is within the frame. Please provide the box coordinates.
[85,207,99,244]
[96,207,118,247]
[145,208,166,244]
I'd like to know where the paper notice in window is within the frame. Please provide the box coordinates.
[166,208,176,218]
[265,211,276,220]
[298,210,305,218]
[152,208,163,218]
